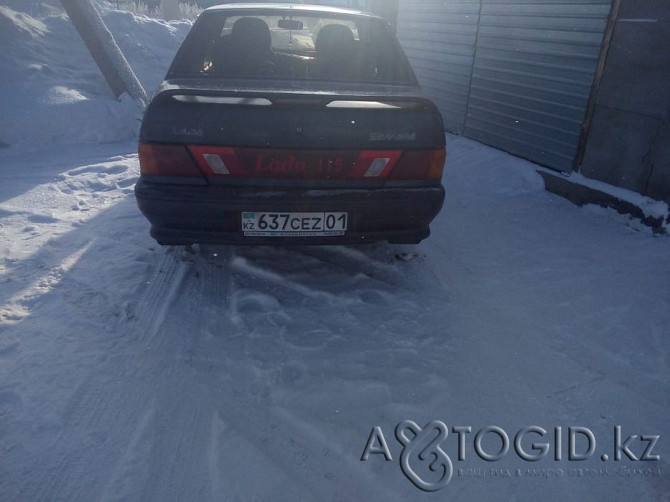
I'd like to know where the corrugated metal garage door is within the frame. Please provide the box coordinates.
[395,0,481,133]
[396,0,612,172]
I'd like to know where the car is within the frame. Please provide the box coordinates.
[135,3,446,245]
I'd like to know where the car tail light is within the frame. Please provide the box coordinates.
[348,151,402,179]
[160,146,446,181]
[138,143,205,178]
[389,149,446,180]
[188,146,247,176]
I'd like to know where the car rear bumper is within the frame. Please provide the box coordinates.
[134,178,445,245]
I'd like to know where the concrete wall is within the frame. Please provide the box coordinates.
[580,0,670,203]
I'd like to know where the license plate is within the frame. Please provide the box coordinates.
[241,212,347,237]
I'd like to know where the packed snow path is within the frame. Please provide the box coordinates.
[1,135,668,501]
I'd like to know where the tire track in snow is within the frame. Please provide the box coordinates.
[118,245,409,499]
[102,392,218,502]
[193,245,243,330]
[293,244,449,300]
[28,242,448,501]
[24,248,194,500]
[157,244,449,500]
[132,246,190,345]
[147,401,232,501]
[207,411,226,498]
[203,382,405,501]
[231,254,346,302]
[293,245,404,287]
[97,401,157,502]
[176,243,450,355]
[29,374,156,502]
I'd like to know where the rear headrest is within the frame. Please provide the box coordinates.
[315,24,355,60]
[231,17,272,54]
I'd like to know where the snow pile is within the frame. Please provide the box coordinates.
[0,4,190,147]
[571,171,669,223]
[445,135,546,197]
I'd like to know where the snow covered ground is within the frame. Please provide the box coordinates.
[1,3,669,501]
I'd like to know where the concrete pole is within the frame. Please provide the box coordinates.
[60,0,148,106]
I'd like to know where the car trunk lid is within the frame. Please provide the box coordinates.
[140,82,445,150]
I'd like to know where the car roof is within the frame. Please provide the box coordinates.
[203,3,376,18]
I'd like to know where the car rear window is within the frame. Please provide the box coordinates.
[167,10,416,85]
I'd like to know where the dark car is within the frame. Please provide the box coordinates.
[135,3,446,245]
